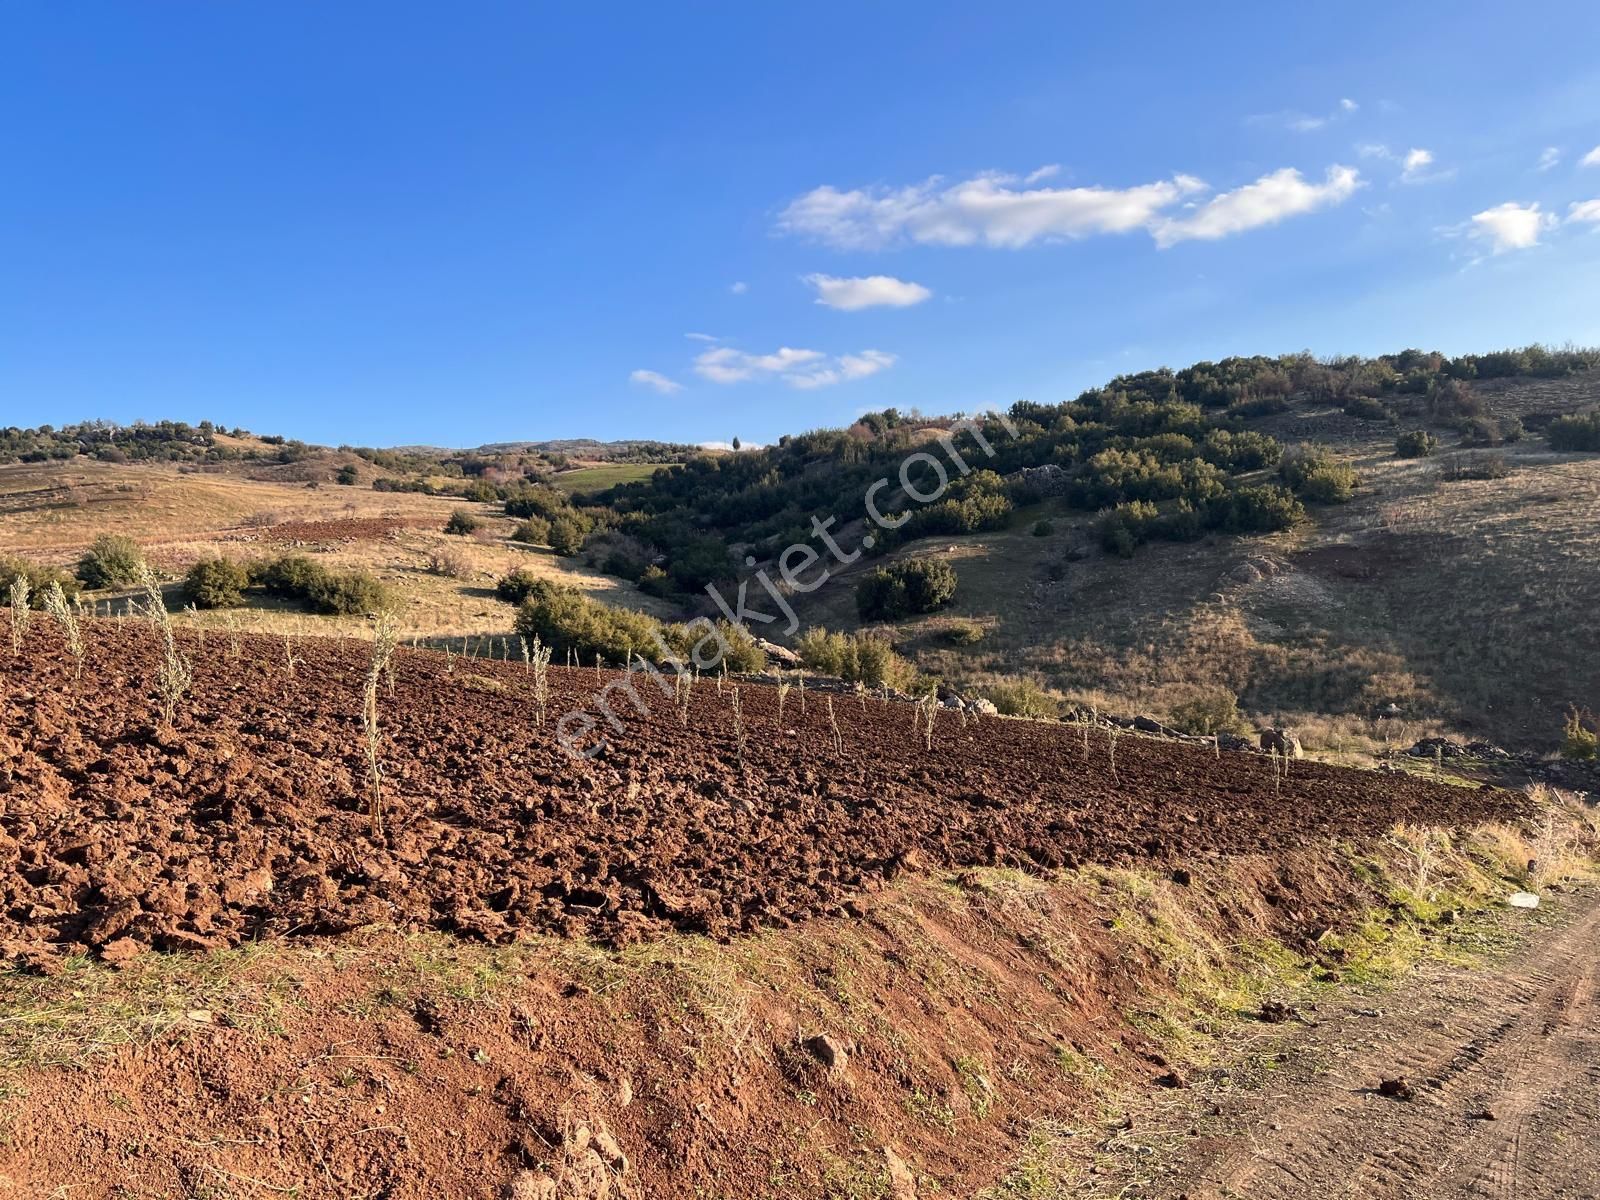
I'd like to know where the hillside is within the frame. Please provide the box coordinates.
[4,346,1599,763]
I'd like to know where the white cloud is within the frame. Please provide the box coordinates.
[804,273,932,310]
[778,169,1208,250]
[684,331,719,343]
[1151,166,1363,247]
[1469,202,1554,253]
[693,345,895,389]
[729,281,749,294]
[1582,146,1600,168]
[1401,148,1434,182]
[1538,147,1562,172]
[782,163,1363,251]
[629,369,683,395]
[1340,98,1359,112]
[1024,164,1061,184]
[1569,199,1600,225]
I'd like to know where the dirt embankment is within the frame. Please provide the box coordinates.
[0,622,1523,962]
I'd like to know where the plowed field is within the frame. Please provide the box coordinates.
[0,622,1523,961]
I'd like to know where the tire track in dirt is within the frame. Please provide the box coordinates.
[1160,895,1600,1199]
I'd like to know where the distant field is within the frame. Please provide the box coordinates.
[548,461,676,493]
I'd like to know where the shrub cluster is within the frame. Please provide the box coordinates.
[183,557,251,608]
[444,510,481,535]
[855,558,958,622]
[253,554,392,615]
[1563,708,1599,761]
[979,679,1058,718]
[511,577,767,672]
[1278,444,1358,504]
[1395,430,1438,458]
[76,534,146,590]
[0,556,82,609]
[1548,411,1600,452]
[793,627,915,690]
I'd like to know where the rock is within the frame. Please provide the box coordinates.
[801,1033,849,1076]
[1259,729,1304,759]
[884,1148,917,1199]
[968,698,999,717]
[1153,1071,1187,1089]
[755,639,801,667]
[1469,1107,1498,1121]
[505,1170,557,1200]
[1378,1078,1415,1101]
[98,936,143,969]
[1257,1000,1296,1024]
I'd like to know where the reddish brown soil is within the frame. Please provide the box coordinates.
[0,622,1524,962]
[228,516,413,543]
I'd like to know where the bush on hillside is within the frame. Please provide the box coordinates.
[1395,430,1438,459]
[979,679,1058,719]
[1166,686,1250,736]
[495,568,543,604]
[1279,445,1358,503]
[548,514,591,557]
[1548,411,1600,452]
[0,556,82,609]
[794,627,915,690]
[183,557,251,608]
[513,577,669,666]
[249,554,392,615]
[1562,708,1599,761]
[510,516,552,545]
[855,558,958,621]
[944,620,986,646]
[76,534,146,589]
[444,510,481,535]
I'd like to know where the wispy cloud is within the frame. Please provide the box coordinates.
[729,281,749,294]
[1151,166,1363,247]
[1569,199,1600,225]
[780,164,1360,251]
[1538,147,1562,172]
[804,273,932,310]
[1582,146,1600,168]
[684,331,719,343]
[628,369,683,395]
[693,345,895,389]
[1469,202,1555,253]
[1358,144,1448,184]
[779,169,1207,250]
[1250,97,1358,133]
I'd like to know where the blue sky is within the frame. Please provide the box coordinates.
[3,3,1599,449]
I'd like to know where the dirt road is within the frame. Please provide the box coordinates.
[1114,893,1600,1199]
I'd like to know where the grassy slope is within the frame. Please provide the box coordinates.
[796,376,1600,756]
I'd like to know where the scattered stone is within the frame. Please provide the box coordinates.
[884,1148,917,1200]
[1153,1071,1187,1089]
[1257,1000,1296,1024]
[802,1034,849,1076]
[1469,1107,1498,1121]
[505,1169,557,1200]
[1379,1078,1416,1101]
[98,936,143,969]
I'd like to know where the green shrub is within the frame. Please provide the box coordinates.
[855,558,958,621]
[794,627,915,689]
[1562,709,1598,761]
[1548,411,1600,452]
[250,554,391,615]
[1395,430,1438,458]
[183,557,250,608]
[307,570,391,616]
[944,620,986,646]
[1279,445,1357,503]
[548,514,590,557]
[76,534,145,589]
[495,568,542,604]
[0,556,81,609]
[514,578,669,666]
[637,564,672,597]
[1098,500,1159,557]
[510,516,552,545]
[1166,687,1250,736]
[1209,484,1305,533]
[336,464,360,485]
[979,679,1058,719]
[1032,519,1055,537]
[445,510,481,536]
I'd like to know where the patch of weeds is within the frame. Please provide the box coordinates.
[977,1118,1086,1199]
[0,943,302,1075]
[955,1054,995,1120]
[905,1085,956,1133]
[369,935,531,1008]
